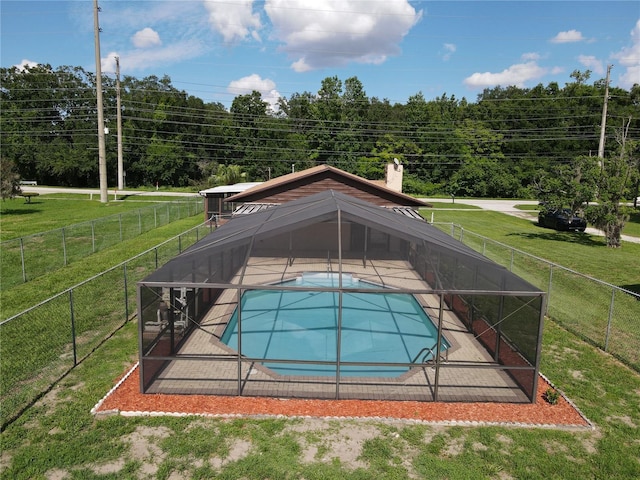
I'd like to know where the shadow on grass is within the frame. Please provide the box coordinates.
[0,207,42,215]
[506,226,605,247]
[620,284,640,298]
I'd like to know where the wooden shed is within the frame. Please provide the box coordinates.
[226,164,430,214]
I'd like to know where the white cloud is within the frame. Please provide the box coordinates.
[203,0,262,43]
[578,55,604,75]
[550,29,585,44]
[463,61,549,89]
[612,19,640,89]
[101,39,207,74]
[264,0,422,71]
[13,59,39,71]
[442,43,456,61]
[132,28,162,49]
[521,52,541,61]
[228,74,281,111]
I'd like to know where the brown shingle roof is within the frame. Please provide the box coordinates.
[225,164,429,207]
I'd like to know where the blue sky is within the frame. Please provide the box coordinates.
[2,1,639,110]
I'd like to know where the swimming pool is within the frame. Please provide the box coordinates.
[221,272,449,377]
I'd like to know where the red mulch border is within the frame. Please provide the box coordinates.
[92,364,593,429]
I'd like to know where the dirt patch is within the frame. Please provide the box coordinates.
[286,419,380,468]
[580,429,602,454]
[443,436,465,456]
[544,440,569,456]
[472,441,488,451]
[44,468,70,480]
[0,451,12,474]
[570,370,585,380]
[122,425,172,477]
[90,459,125,475]
[605,415,637,428]
[210,439,252,469]
[301,422,379,469]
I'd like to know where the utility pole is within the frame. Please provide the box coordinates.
[115,56,124,190]
[93,0,108,202]
[598,64,613,160]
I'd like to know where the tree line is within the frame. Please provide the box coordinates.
[1,64,638,202]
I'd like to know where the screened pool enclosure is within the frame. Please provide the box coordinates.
[138,190,545,403]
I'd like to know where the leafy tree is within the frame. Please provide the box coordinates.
[586,120,638,247]
[448,120,518,197]
[533,156,599,214]
[211,164,245,186]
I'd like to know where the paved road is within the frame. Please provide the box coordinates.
[422,197,640,244]
[21,186,199,197]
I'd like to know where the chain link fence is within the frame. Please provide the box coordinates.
[0,198,204,290]
[438,223,640,371]
[0,223,212,430]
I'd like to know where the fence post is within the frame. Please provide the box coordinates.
[482,239,486,256]
[510,249,514,272]
[155,247,158,269]
[459,228,464,243]
[547,265,553,314]
[154,206,158,228]
[69,289,77,366]
[91,220,96,253]
[604,288,615,352]
[20,237,27,283]
[62,228,67,266]
[124,263,129,321]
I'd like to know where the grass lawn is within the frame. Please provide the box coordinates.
[423,208,640,288]
[423,201,481,210]
[0,193,199,241]
[1,198,640,479]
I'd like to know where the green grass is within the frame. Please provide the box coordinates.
[422,209,640,287]
[0,216,204,318]
[424,201,481,210]
[0,193,195,240]
[0,194,203,289]
[623,211,640,237]
[515,203,540,211]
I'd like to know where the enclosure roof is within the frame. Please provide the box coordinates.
[142,190,542,294]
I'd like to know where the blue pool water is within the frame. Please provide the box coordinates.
[221,272,449,377]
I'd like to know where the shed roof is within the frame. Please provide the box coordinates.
[198,182,263,195]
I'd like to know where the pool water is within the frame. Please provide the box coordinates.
[221,272,449,377]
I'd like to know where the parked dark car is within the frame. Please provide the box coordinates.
[538,209,587,232]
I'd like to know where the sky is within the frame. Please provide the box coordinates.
[2,1,639,110]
